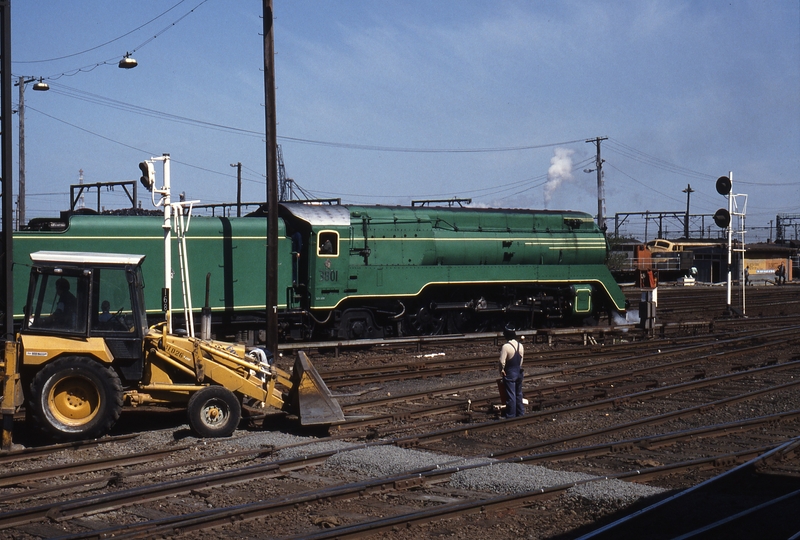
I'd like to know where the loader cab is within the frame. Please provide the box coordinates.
[23,252,149,378]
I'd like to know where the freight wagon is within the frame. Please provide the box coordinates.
[10,203,626,342]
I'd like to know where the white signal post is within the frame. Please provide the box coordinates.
[172,199,198,337]
[726,171,733,312]
[140,154,173,332]
[139,154,200,336]
[732,184,748,316]
[717,171,748,316]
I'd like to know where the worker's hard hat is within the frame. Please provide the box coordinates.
[503,324,516,340]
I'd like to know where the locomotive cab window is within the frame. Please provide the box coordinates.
[317,231,339,256]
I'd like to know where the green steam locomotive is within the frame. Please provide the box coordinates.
[11,203,626,342]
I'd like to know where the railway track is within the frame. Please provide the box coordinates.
[318,321,797,388]
[4,363,799,537]
[7,359,797,539]
[3,286,799,539]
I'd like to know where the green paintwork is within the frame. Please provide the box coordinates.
[13,215,291,318]
[11,205,625,327]
[301,206,625,313]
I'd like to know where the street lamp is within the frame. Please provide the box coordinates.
[118,53,138,69]
[16,76,49,230]
[16,54,136,229]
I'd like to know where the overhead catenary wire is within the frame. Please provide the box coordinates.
[26,103,256,183]
[37,83,593,156]
[42,83,264,137]
[27,84,770,213]
[13,0,192,64]
[28,88,760,213]
[22,84,606,204]
[15,0,210,81]
[605,163,686,206]
[22,95,613,207]
[605,138,715,181]
[278,134,590,154]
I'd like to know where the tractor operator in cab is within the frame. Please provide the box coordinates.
[499,324,524,418]
[53,278,77,328]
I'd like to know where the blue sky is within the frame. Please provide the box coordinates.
[11,0,800,242]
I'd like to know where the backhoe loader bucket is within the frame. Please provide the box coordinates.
[289,352,344,426]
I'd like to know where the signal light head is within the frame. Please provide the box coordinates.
[716,176,732,196]
[713,208,731,228]
[139,161,155,191]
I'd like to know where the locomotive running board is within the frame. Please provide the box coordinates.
[290,351,345,426]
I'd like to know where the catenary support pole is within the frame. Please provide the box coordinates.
[232,162,242,218]
[263,0,279,355]
[683,184,694,238]
[1,0,19,451]
[586,137,608,231]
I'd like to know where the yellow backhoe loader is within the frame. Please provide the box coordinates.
[0,250,343,441]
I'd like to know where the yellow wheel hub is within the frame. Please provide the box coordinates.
[48,376,100,426]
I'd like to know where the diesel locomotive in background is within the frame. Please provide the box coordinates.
[9,203,626,343]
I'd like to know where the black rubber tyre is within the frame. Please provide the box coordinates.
[29,356,124,441]
[187,386,241,438]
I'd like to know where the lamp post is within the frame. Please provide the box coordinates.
[15,56,135,230]
[16,76,48,230]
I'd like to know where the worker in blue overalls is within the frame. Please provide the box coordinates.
[499,324,525,418]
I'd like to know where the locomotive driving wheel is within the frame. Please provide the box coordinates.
[445,311,475,334]
[409,306,444,335]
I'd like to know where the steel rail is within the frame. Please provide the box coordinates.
[277,318,719,356]
[391,359,800,450]
[13,364,800,537]
[307,334,800,443]
[325,334,800,445]
[3,314,792,532]
[324,325,799,389]
[509,409,800,464]
[275,446,781,540]
[318,329,732,380]
[0,433,138,465]
[0,441,279,505]
[577,437,800,539]
[319,331,712,383]
[670,488,800,539]
[335,331,799,423]
[10,353,796,522]
[0,448,340,530]
[62,444,782,540]
[282,291,800,359]
[0,444,188,489]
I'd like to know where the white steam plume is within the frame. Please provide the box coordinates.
[544,147,575,207]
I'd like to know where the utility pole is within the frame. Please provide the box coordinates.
[682,184,694,238]
[1,0,18,450]
[586,137,608,231]
[15,75,48,231]
[230,162,242,217]
[263,0,279,356]
[17,76,26,230]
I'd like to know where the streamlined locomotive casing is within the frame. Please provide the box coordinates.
[282,204,625,338]
[11,204,625,341]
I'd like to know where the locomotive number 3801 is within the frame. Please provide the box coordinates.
[319,269,339,282]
